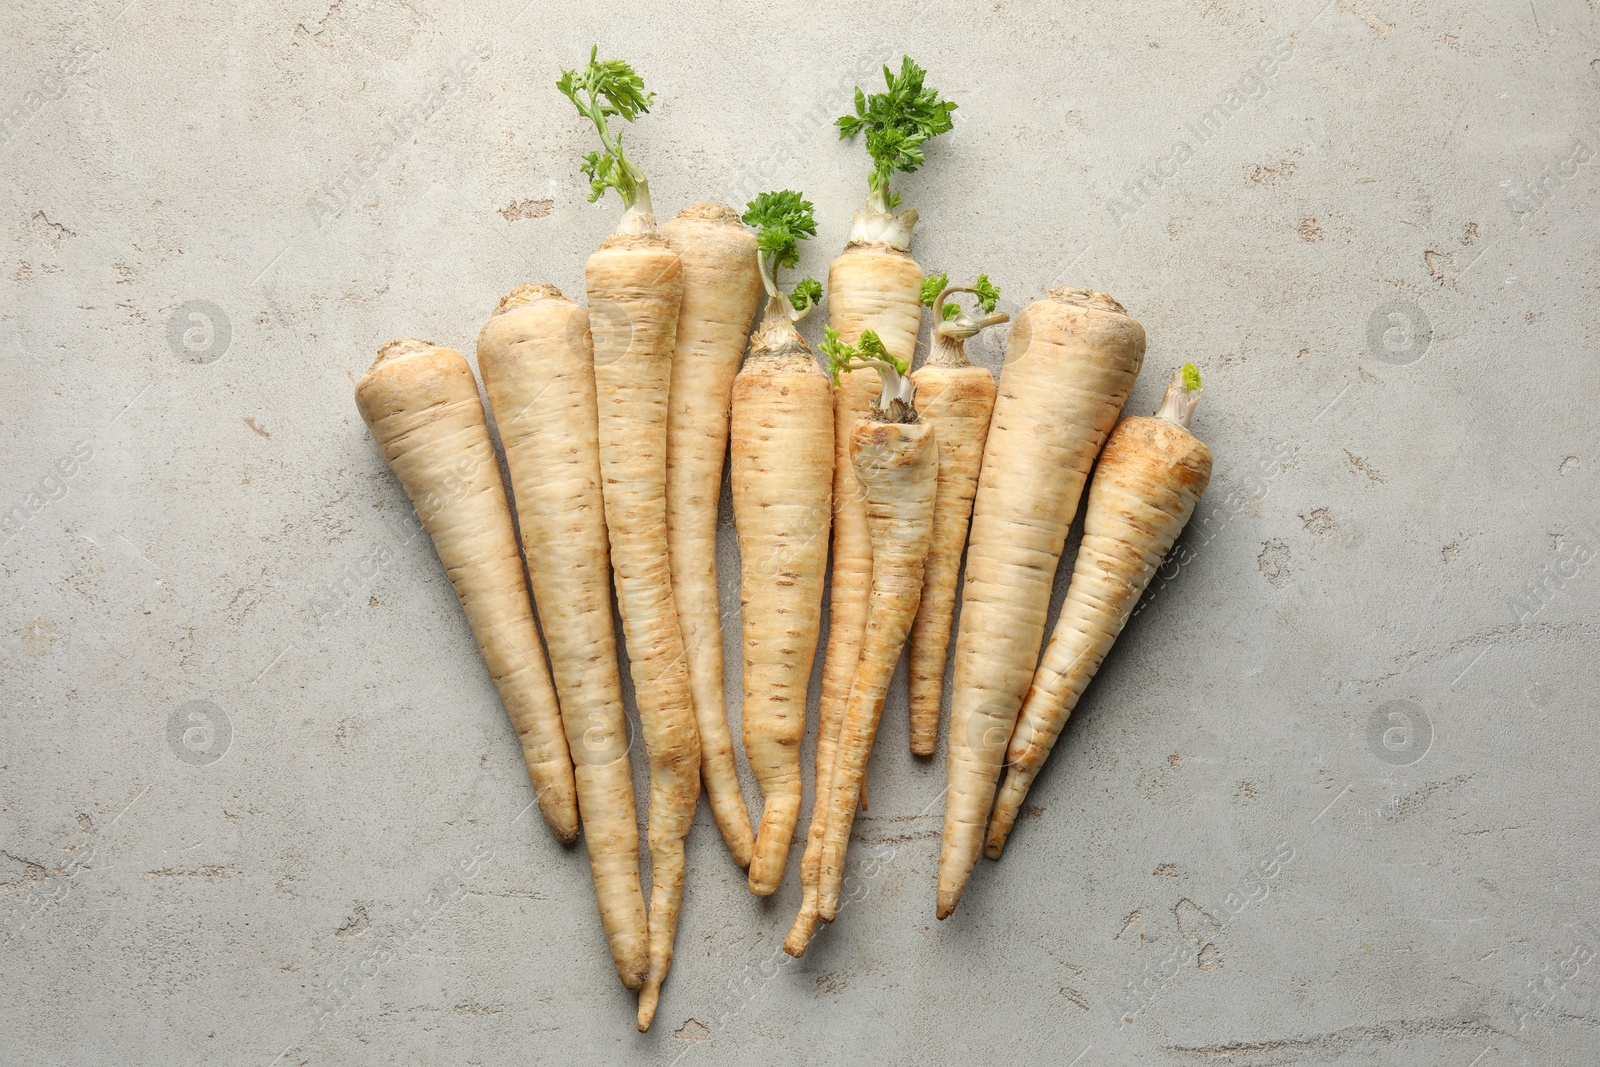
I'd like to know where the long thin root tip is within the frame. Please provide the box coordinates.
[984,818,1012,860]
[637,987,658,1032]
[784,909,818,957]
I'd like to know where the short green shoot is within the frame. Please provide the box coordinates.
[820,326,914,415]
[1156,364,1204,428]
[923,273,1006,343]
[557,47,656,212]
[837,56,957,212]
[743,190,822,320]
[1182,361,1202,393]
[819,326,904,382]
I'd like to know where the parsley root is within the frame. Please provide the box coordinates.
[792,56,956,948]
[906,274,1007,756]
[811,331,938,935]
[660,203,763,870]
[731,191,830,896]
[986,366,1212,858]
[478,286,649,990]
[938,289,1144,920]
[355,340,578,842]
[560,48,695,1031]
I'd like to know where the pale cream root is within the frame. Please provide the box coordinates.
[660,205,763,869]
[355,341,578,842]
[478,290,648,990]
[938,289,1145,920]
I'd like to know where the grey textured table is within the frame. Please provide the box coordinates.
[5,2,1597,1064]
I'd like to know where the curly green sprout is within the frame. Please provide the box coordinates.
[820,326,914,416]
[838,56,957,213]
[921,272,1000,321]
[920,273,1007,355]
[557,47,656,213]
[742,190,822,321]
[1182,361,1202,393]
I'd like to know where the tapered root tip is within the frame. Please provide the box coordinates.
[535,786,580,845]
[984,806,1015,860]
[936,887,959,920]
[726,824,756,871]
[784,907,820,957]
[747,833,789,895]
[985,773,1028,860]
[637,983,660,1032]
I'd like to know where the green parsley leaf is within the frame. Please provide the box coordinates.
[790,277,822,313]
[557,47,654,207]
[836,55,957,204]
[972,274,1000,314]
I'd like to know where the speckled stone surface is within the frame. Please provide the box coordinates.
[4,2,1597,1063]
